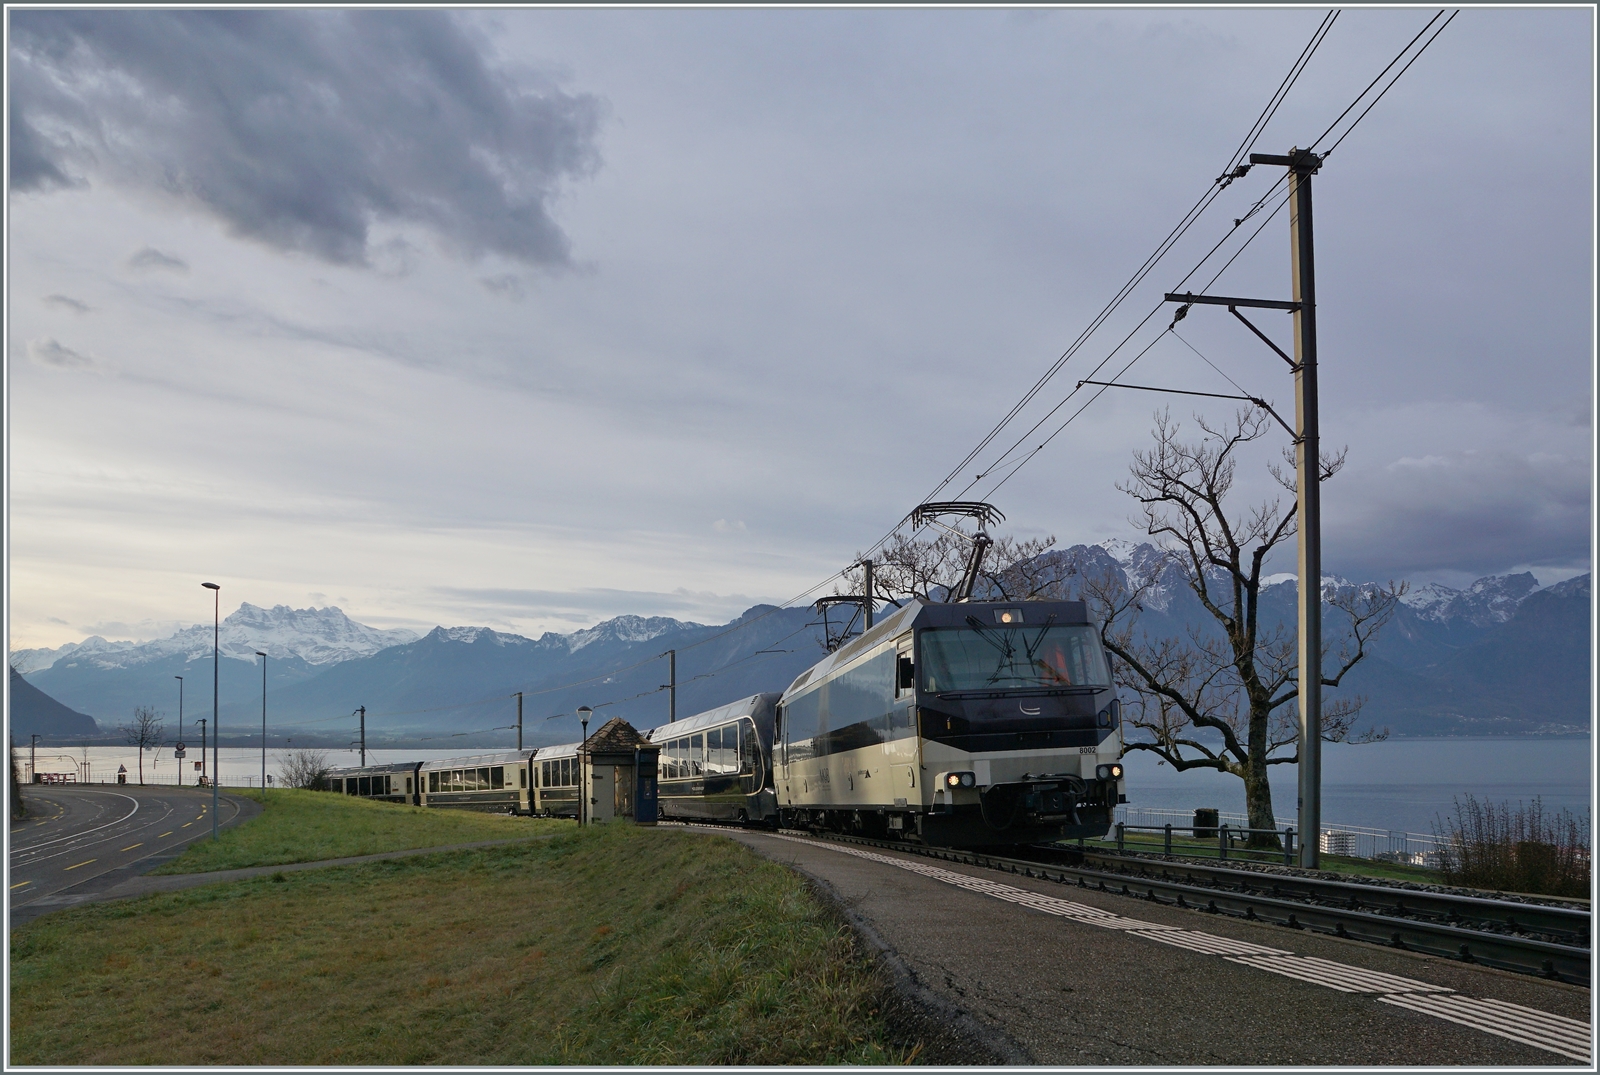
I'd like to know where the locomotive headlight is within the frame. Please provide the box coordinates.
[1095,764,1125,780]
[944,771,977,788]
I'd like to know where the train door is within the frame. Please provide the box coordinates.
[889,633,920,808]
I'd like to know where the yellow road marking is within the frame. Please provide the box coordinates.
[63,859,95,871]
[121,843,143,852]
[159,831,173,838]
[11,880,32,889]
[181,822,192,828]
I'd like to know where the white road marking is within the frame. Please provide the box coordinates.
[1380,994,1592,1063]
[754,831,1591,1062]
[1227,953,1453,994]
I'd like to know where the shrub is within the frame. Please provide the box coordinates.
[1433,795,1589,898]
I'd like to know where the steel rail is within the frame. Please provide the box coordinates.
[1072,849,1590,944]
[786,830,1591,987]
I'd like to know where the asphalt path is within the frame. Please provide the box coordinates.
[696,827,1593,1066]
[9,783,258,927]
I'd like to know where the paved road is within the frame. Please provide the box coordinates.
[9,784,258,927]
[696,827,1592,1066]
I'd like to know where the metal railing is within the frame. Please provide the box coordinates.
[1109,806,1447,867]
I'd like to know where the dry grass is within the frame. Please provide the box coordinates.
[11,823,907,1065]
[1434,795,1590,897]
[152,788,553,874]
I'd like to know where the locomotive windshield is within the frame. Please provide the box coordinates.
[919,623,1110,693]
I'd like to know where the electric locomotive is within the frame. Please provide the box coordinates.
[776,597,1123,846]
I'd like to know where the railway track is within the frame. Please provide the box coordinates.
[782,829,1591,987]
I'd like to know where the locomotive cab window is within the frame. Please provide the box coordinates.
[919,624,1110,692]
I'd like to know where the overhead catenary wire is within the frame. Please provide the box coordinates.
[953,11,1456,506]
[188,12,1458,744]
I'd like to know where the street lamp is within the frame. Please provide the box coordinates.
[202,582,220,840]
[255,651,267,792]
[174,675,184,786]
[576,706,592,826]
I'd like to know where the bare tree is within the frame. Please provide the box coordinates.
[121,706,165,786]
[280,748,331,790]
[1081,409,1404,846]
[10,737,25,820]
[841,529,1063,609]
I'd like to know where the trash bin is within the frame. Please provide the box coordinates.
[1193,807,1219,840]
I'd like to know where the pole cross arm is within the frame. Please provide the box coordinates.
[1164,291,1300,311]
[1077,379,1297,440]
[1248,148,1323,173]
[1229,306,1298,370]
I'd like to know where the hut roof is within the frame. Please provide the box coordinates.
[581,716,656,754]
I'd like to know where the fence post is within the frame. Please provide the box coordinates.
[1283,828,1293,865]
[1219,824,1228,860]
[1164,823,1172,857]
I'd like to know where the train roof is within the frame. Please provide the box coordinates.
[416,750,531,771]
[782,597,1093,697]
[327,761,423,777]
[531,741,582,761]
[643,693,779,741]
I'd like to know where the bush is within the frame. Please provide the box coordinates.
[1433,795,1589,898]
[280,749,332,790]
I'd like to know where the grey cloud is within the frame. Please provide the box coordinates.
[127,247,189,273]
[27,337,94,369]
[1325,447,1591,580]
[479,274,525,300]
[42,294,90,312]
[11,10,603,268]
[433,586,758,621]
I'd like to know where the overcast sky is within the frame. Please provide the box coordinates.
[7,7,1593,650]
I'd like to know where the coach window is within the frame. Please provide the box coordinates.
[740,721,757,776]
[492,767,504,790]
[406,777,413,794]
[688,734,701,776]
[519,767,527,789]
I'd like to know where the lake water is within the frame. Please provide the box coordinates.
[1119,737,1592,836]
[37,738,1593,839]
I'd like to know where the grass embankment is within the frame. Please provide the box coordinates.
[11,823,906,1065]
[153,789,552,874]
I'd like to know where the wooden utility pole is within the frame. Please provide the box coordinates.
[513,691,524,751]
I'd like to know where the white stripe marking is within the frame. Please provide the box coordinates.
[748,831,1590,1060]
[1379,994,1592,1063]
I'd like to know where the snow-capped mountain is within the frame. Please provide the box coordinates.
[1398,572,1539,628]
[563,614,703,652]
[11,604,419,673]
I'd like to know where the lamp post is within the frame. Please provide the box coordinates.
[255,651,267,792]
[577,706,592,826]
[174,676,184,786]
[201,582,220,839]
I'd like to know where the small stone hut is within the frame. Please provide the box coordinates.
[579,717,660,825]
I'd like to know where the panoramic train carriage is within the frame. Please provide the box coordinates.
[530,742,583,818]
[326,761,424,805]
[777,598,1125,846]
[418,750,531,813]
[645,694,779,825]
